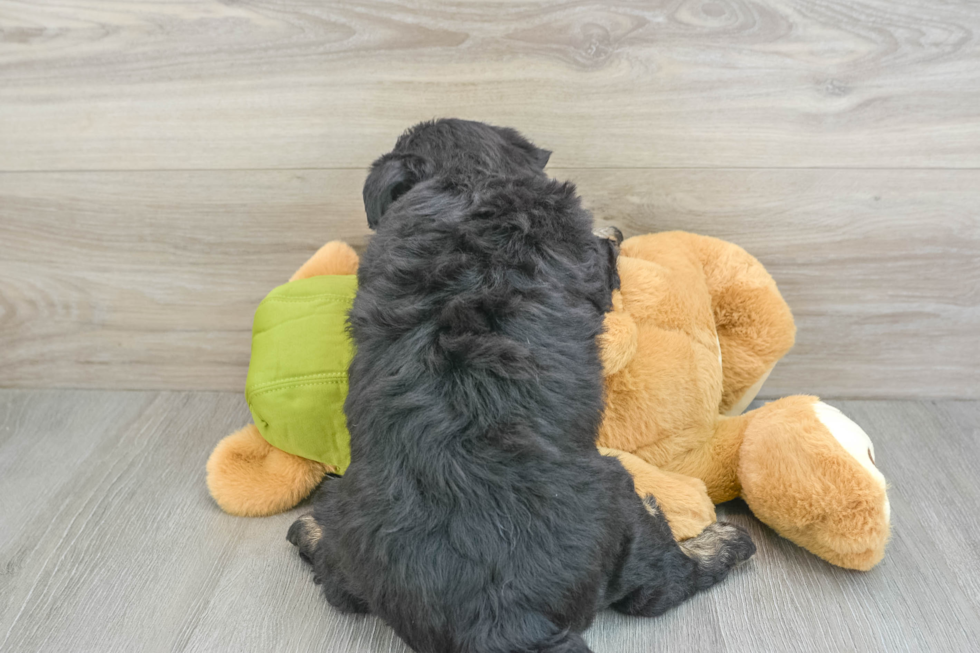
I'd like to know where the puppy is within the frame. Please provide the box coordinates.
[289,119,754,653]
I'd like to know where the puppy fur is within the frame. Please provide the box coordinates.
[289,119,755,653]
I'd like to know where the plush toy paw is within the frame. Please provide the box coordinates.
[739,396,890,570]
[654,475,718,541]
[207,424,331,516]
[600,447,716,540]
[599,291,638,377]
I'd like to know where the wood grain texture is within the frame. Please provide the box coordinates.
[0,170,370,392]
[577,169,980,400]
[1,391,977,652]
[1,0,979,170]
[1,0,978,396]
[2,169,977,397]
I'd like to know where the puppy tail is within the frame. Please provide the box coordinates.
[486,623,592,653]
[531,630,592,653]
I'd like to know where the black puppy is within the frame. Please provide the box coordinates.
[289,119,754,653]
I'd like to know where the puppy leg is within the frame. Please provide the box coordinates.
[287,512,371,615]
[610,499,754,617]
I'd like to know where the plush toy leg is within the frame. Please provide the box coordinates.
[206,424,331,517]
[738,396,890,570]
[600,447,716,540]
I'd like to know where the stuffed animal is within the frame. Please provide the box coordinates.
[596,231,890,571]
[206,232,891,571]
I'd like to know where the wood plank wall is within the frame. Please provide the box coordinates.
[1,1,978,398]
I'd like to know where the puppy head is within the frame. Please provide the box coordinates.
[363,119,551,228]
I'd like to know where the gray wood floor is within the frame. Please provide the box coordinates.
[1,390,977,652]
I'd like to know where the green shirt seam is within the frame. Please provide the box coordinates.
[249,370,347,388]
[260,294,355,304]
[246,376,348,401]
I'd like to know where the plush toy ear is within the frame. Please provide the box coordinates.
[363,153,433,229]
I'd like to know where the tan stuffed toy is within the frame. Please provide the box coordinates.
[207,232,890,571]
[596,231,890,571]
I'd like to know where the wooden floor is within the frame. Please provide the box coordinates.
[0,390,977,653]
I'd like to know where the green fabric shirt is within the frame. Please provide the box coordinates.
[245,275,357,473]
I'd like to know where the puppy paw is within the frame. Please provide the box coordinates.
[287,513,323,563]
[681,521,756,571]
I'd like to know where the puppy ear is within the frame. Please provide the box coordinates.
[363,153,433,229]
[594,226,623,295]
[534,148,552,169]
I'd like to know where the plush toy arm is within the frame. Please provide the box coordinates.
[206,425,330,516]
[599,447,716,540]
[598,291,638,376]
